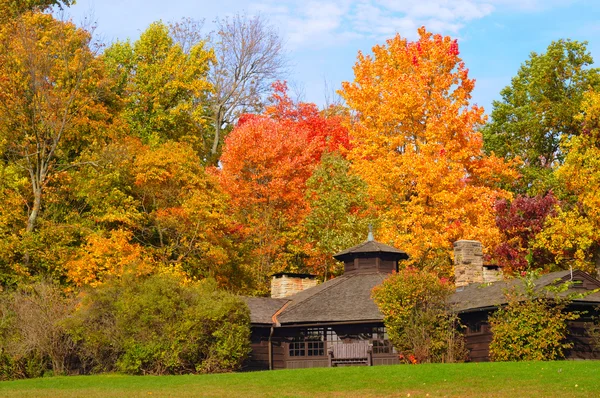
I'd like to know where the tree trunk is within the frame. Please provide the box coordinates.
[26,185,42,233]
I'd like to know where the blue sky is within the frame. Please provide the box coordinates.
[62,0,600,115]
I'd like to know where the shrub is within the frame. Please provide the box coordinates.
[489,271,580,361]
[0,281,79,379]
[69,272,251,375]
[372,268,467,363]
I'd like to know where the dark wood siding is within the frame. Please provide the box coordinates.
[272,339,286,370]
[246,341,270,370]
[465,332,492,362]
[244,327,271,371]
[378,259,397,273]
[461,312,492,362]
[373,355,400,366]
[358,257,377,272]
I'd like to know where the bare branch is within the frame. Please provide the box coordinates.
[207,13,288,161]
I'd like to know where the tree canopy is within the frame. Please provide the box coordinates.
[482,39,600,193]
[340,27,517,275]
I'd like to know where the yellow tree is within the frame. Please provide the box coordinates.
[0,12,110,234]
[535,91,600,273]
[340,27,517,274]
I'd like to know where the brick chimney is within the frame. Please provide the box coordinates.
[270,273,318,298]
[454,240,502,288]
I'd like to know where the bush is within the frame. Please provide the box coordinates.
[372,268,466,363]
[69,272,251,375]
[0,281,79,380]
[489,271,580,361]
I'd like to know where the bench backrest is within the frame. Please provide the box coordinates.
[329,342,370,358]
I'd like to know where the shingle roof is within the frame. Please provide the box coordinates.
[242,297,288,325]
[333,240,409,261]
[276,272,388,324]
[245,269,600,327]
[449,270,600,313]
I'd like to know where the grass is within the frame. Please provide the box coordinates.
[0,361,598,397]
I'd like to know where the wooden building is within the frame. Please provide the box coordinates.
[451,268,600,361]
[244,238,600,369]
[244,235,409,370]
[449,240,600,361]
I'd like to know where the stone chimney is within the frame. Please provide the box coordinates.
[270,273,318,298]
[454,240,502,288]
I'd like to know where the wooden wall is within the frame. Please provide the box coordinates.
[461,307,600,362]
[344,254,398,275]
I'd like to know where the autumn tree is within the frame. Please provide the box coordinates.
[0,12,110,235]
[64,138,248,289]
[218,83,350,288]
[103,21,214,150]
[340,27,517,275]
[0,0,74,23]
[534,91,600,274]
[483,39,600,193]
[491,193,558,274]
[207,13,287,163]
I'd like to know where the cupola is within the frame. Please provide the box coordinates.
[333,232,409,275]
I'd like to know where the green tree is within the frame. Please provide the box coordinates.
[372,268,466,364]
[103,21,214,152]
[489,271,580,361]
[482,39,600,193]
[303,152,375,279]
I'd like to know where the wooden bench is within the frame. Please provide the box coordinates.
[328,342,373,367]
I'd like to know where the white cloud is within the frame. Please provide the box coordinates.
[247,0,578,49]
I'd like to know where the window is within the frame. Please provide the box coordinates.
[288,326,395,357]
[288,328,325,357]
[371,326,393,354]
[468,321,487,334]
[289,341,306,357]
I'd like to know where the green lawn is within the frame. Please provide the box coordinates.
[0,361,598,397]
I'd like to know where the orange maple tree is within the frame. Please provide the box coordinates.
[217,82,350,285]
[340,27,517,274]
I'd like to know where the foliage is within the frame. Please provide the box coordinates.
[0,281,78,379]
[103,21,214,152]
[302,152,374,278]
[340,27,517,276]
[488,271,580,361]
[372,268,467,364]
[492,193,558,274]
[534,91,600,273]
[0,0,74,23]
[482,39,600,193]
[64,138,248,290]
[218,82,350,287]
[68,273,251,375]
[0,12,111,234]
